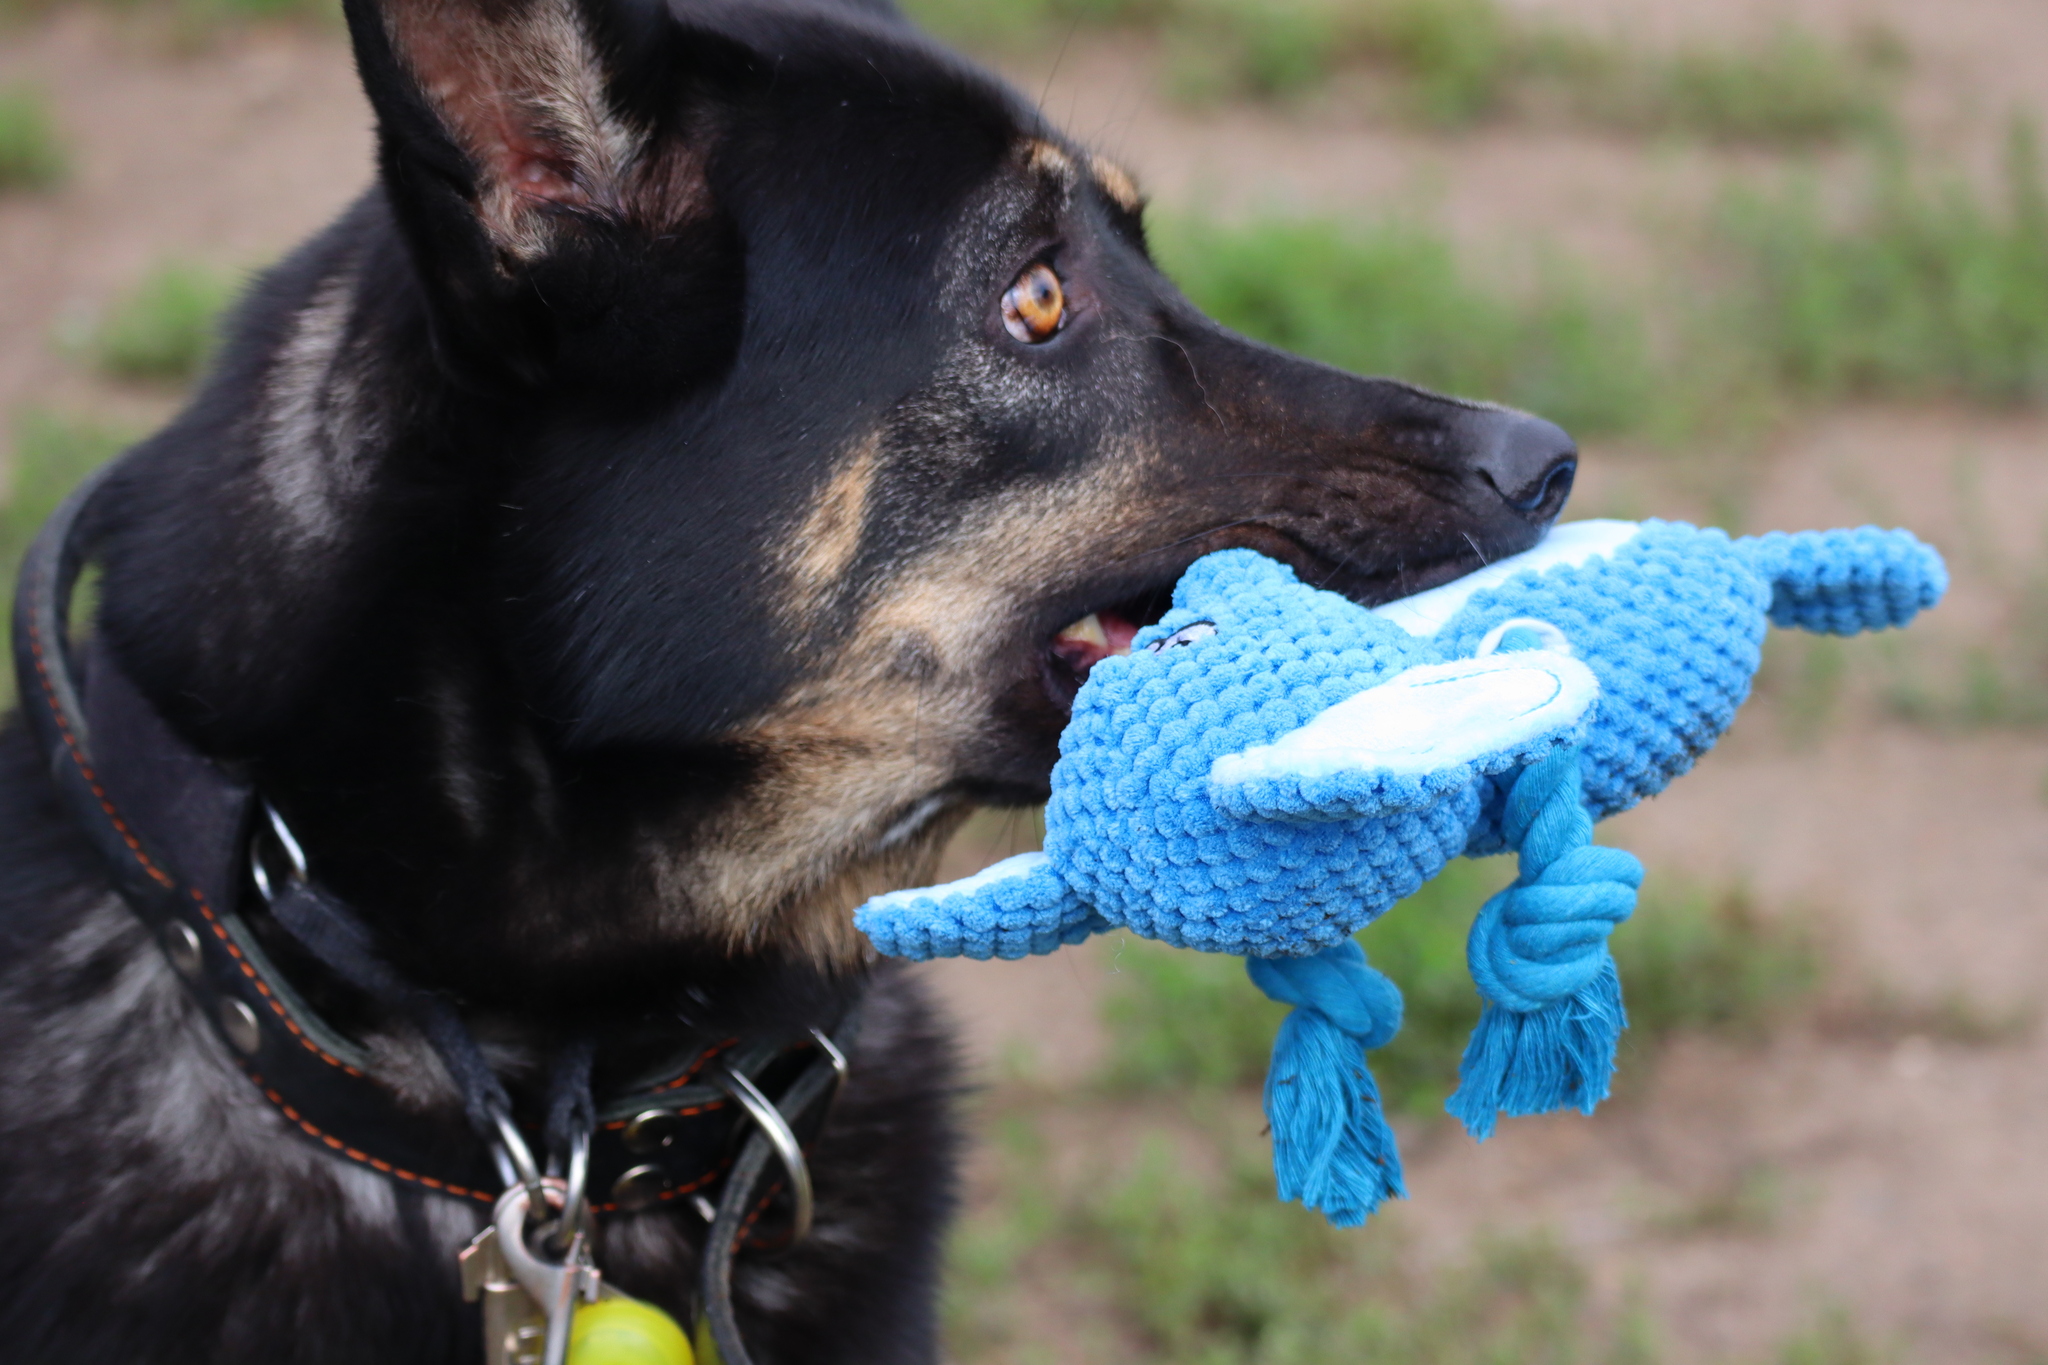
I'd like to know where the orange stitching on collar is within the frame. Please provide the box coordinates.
[26,597,174,889]
[257,1078,493,1203]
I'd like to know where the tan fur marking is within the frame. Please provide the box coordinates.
[783,435,880,619]
[670,439,1166,966]
[1023,138,1077,184]
[1088,155,1144,215]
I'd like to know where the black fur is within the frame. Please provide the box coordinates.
[0,0,1576,1358]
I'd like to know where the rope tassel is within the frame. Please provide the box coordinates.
[1447,744,1643,1142]
[1246,941,1406,1227]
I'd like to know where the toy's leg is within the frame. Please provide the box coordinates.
[1447,744,1642,1141]
[854,853,1104,961]
[1741,526,1946,634]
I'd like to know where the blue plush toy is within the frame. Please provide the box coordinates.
[858,519,1945,1226]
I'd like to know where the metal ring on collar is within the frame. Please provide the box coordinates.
[558,1127,591,1249]
[714,1062,815,1245]
[249,801,309,903]
[491,1107,546,1205]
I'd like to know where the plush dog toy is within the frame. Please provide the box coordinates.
[859,520,1945,1225]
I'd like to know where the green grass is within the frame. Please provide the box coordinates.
[1589,27,1897,146]
[1609,882,1818,1042]
[1100,861,1819,1119]
[1135,126,2048,448]
[1775,1309,1897,1365]
[89,261,236,385]
[948,1096,1663,1365]
[0,410,135,708]
[945,1087,1882,1364]
[1152,214,1657,438]
[959,881,1851,1365]
[0,0,334,36]
[903,0,1898,142]
[0,84,65,192]
[1718,126,2048,406]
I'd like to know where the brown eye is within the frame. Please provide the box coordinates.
[1002,262,1066,343]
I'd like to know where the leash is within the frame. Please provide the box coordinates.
[12,457,854,1365]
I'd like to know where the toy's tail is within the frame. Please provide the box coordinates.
[1739,526,1947,635]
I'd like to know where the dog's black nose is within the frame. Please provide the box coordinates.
[1473,410,1577,522]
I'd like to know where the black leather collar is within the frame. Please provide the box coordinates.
[12,460,830,1216]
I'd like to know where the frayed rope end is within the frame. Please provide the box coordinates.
[1447,954,1626,1142]
[1247,941,1406,1227]
[1264,1007,1405,1225]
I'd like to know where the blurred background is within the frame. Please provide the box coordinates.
[3,0,2046,1359]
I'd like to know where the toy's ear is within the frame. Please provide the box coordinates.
[853,853,1104,961]
[1173,549,1302,618]
[1209,651,1599,823]
[1740,527,1947,635]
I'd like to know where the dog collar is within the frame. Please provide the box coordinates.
[11,458,845,1218]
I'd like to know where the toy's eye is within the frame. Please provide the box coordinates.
[1002,263,1066,343]
[1146,621,1216,653]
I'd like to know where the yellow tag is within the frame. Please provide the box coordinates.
[567,1298,694,1365]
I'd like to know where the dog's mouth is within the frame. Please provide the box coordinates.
[1047,594,1166,693]
[1038,529,1491,711]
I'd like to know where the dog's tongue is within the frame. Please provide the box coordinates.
[1053,611,1139,679]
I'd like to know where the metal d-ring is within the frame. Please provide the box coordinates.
[248,801,309,904]
[807,1027,849,1096]
[558,1127,591,1249]
[715,1063,815,1245]
[491,1107,547,1208]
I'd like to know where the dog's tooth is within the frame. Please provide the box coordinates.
[1056,613,1109,648]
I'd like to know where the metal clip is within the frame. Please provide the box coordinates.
[458,1225,548,1365]
[486,1179,618,1365]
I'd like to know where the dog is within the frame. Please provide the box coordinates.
[0,0,1577,1359]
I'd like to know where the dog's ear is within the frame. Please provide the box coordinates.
[341,0,737,388]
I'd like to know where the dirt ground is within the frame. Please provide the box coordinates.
[3,5,2046,1361]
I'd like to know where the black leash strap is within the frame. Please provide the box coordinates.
[701,1035,850,1365]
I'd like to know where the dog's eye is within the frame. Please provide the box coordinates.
[1002,263,1066,343]
[1146,621,1216,653]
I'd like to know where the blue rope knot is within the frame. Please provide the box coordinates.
[1245,941,1406,1227]
[1448,744,1643,1141]
[1241,743,1642,1224]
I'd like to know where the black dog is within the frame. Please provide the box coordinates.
[0,0,1575,1359]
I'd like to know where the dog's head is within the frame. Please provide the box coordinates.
[99,0,1577,1005]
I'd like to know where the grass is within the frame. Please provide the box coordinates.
[88,261,236,385]
[1609,882,1818,1042]
[948,1098,1666,1364]
[1647,1161,1788,1236]
[1151,213,1658,438]
[1718,125,2048,406]
[947,1078,1885,1364]
[0,84,65,192]
[954,853,1861,1363]
[0,410,135,708]
[1100,860,1819,1119]
[1135,124,2048,454]
[904,0,1898,143]
[0,0,334,37]
[1587,27,1898,147]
